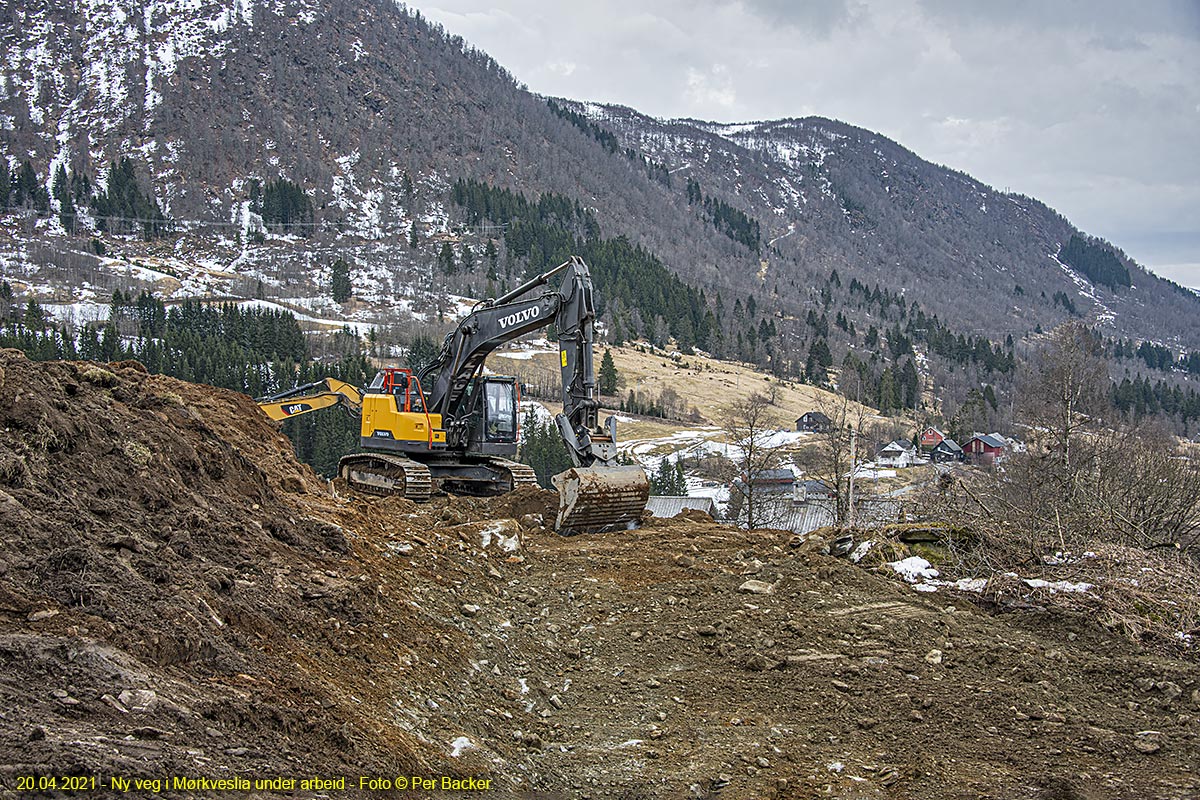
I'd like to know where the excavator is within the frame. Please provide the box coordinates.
[256,256,649,534]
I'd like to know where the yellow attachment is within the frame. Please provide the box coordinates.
[257,378,363,421]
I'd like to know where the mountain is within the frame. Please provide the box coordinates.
[3,0,1199,410]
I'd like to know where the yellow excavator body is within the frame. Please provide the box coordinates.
[360,393,445,447]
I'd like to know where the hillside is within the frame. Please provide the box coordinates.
[2,349,1198,798]
[3,0,1200,368]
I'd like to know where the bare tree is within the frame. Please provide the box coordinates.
[1018,322,1110,541]
[721,392,791,529]
[1022,322,1108,479]
[814,392,874,525]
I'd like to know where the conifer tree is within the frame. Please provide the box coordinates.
[599,349,619,395]
[438,242,456,274]
[330,257,353,303]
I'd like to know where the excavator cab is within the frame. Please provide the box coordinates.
[458,376,520,455]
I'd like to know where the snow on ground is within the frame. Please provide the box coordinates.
[888,556,940,583]
[1049,247,1116,326]
[43,300,109,325]
[236,299,374,336]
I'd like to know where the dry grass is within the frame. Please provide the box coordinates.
[492,343,884,426]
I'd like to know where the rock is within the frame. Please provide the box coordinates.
[925,649,944,665]
[755,756,770,768]
[831,680,852,693]
[117,689,157,712]
[1134,738,1161,754]
[856,717,878,730]
[27,609,59,622]
[1159,681,1182,703]
[132,726,168,739]
[101,694,129,714]
[738,579,774,595]
[519,514,543,530]
[487,565,503,579]
[549,695,564,709]
[629,630,643,640]
[387,541,413,555]
[696,625,718,637]
[742,652,771,671]
[879,768,901,787]
[646,678,662,688]
[674,554,696,568]
[28,726,47,742]
[461,604,481,617]
[521,732,543,749]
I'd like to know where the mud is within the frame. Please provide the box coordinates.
[0,350,1197,798]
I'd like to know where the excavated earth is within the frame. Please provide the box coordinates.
[0,348,1198,799]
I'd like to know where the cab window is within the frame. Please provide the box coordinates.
[484,382,515,441]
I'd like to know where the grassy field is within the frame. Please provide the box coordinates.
[492,342,882,428]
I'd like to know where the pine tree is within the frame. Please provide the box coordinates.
[460,244,475,273]
[0,161,9,206]
[517,407,572,489]
[438,242,456,274]
[485,239,499,280]
[599,349,619,395]
[406,333,439,374]
[409,224,419,249]
[330,257,353,303]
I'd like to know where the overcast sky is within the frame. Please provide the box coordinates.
[423,0,1200,287]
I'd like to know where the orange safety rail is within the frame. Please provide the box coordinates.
[412,375,435,447]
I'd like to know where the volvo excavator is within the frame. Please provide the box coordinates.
[257,256,649,534]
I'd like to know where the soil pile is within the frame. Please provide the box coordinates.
[1,350,1198,798]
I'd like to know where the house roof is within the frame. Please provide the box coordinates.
[754,468,797,483]
[796,411,831,423]
[922,427,945,437]
[800,479,834,494]
[645,496,718,518]
[970,433,1008,449]
[935,438,962,452]
[878,439,914,454]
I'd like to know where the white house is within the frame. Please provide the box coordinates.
[876,439,916,468]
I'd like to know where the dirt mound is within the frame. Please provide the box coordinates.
[2,351,1198,798]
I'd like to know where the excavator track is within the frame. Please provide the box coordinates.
[338,453,433,502]
[483,458,539,492]
[433,456,540,496]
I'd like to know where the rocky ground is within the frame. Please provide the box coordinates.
[0,348,1197,799]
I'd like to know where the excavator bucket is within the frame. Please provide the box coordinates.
[552,465,650,535]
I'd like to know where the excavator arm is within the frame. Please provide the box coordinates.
[419,256,608,465]
[256,378,364,421]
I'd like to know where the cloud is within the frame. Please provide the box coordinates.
[733,0,859,36]
[684,65,737,112]
[419,0,1200,276]
[546,60,576,77]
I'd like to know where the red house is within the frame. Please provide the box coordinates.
[919,427,945,450]
[964,433,1008,464]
